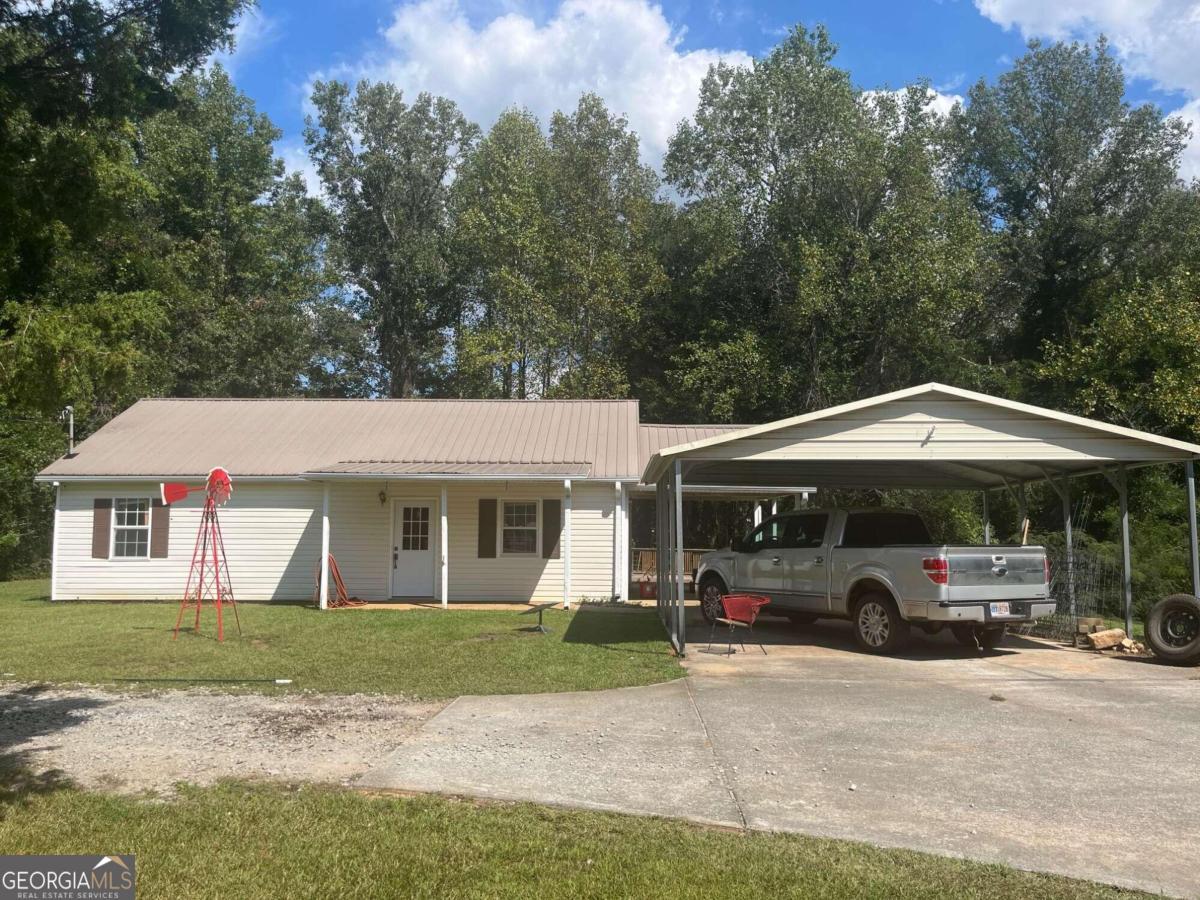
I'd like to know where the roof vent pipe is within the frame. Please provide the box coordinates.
[60,405,76,457]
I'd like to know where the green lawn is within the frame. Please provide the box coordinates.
[0,579,681,698]
[0,781,1143,900]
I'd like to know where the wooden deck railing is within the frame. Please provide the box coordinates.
[630,547,710,581]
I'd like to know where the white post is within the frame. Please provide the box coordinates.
[673,459,686,652]
[1017,483,1028,545]
[1117,466,1133,637]
[50,483,61,602]
[770,498,779,516]
[320,483,330,610]
[563,479,572,608]
[753,501,763,526]
[613,482,626,601]
[982,490,991,545]
[1186,461,1199,597]
[1062,476,1074,617]
[440,484,448,609]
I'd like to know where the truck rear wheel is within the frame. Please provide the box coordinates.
[851,593,909,654]
[1145,594,1200,665]
[698,576,727,626]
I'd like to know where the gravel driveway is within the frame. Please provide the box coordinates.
[0,684,442,794]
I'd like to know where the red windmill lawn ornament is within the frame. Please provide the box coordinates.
[164,467,241,642]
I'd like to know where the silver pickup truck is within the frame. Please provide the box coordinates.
[695,508,1053,653]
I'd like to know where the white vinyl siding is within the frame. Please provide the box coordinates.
[55,482,321,601]
[53,479,620,604]
[328,480,618,602]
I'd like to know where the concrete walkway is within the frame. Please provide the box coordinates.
[360,621,1200,897]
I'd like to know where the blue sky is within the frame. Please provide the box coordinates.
[213,0,1200,183]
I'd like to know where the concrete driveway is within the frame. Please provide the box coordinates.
[360,612,1200,897]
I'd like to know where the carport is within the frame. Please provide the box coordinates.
[643,383,1200,654]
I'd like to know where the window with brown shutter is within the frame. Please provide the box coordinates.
[477,498,497,558]
[542,498,561,559]
[150,498,169,558]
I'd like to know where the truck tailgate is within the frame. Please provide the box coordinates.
[946,546,1049,602]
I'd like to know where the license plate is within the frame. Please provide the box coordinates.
[990,602,1011,616]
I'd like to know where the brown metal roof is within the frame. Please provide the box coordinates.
[39,399,644,480]
[637,423,746,461]
[312,461,593,477]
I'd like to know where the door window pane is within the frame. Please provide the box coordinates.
[401,506,430,551]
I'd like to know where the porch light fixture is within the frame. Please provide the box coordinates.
[378,490,387,506]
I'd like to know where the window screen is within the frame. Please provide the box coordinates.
[840,512,932,547]
[112,498,150,558]
[502,501,538,554]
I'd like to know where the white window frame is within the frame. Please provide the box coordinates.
[499,498,541,557]
[111,496,153,560]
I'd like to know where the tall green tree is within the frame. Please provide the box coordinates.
[541,94,665,398]
[0,0,245,578]
[305,80,479,396]
[448,107,555,398]
[141,66,334,397]
[653,26,991,422]
[948,38,1188,359]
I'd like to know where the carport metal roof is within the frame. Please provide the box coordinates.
[642,383,1200,489]
[644,383,1200,655]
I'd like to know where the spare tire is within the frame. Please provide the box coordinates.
[1145,594,1200,666]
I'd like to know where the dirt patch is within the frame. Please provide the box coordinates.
[0,683,443,795]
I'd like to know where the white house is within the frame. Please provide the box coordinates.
[36,398,739,605]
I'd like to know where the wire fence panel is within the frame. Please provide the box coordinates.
[1033,542,1124,641]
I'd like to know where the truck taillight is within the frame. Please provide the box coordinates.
[922,556,949,585]
[1044,557,1051,585]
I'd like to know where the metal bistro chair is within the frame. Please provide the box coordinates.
[708,593,771,656]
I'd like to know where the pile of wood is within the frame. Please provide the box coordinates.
[1078,619,1148,654]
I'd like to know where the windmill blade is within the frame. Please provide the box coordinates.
[161,482,196,505]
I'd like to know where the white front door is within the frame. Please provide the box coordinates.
[392,501,436,597]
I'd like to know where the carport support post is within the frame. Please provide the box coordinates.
[981,490,991,545]
[1017,483,1028,545]
[1061,476,1075,618]
[1187,460,1200,597]
[673,459,686,654]
[319,483,330,610]
[1116,466,1134,637]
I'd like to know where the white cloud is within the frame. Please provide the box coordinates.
[209,8,282,77]
[862,87,964,119]
[975,0,1200,179]
[1175,98,1200,181]
[309,0,753,167]
[279,140,322,197]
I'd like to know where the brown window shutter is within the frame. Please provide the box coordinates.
[542,498,561,559]
[477,499,497,558]
[91,498,112,559]
[150,498,169,558]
